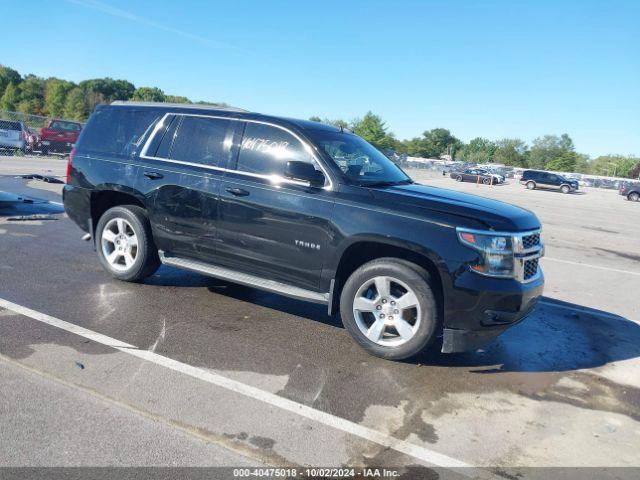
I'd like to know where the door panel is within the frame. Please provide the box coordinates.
[218,173,335,290]
[138,114,238,261]
[217,121,335,291]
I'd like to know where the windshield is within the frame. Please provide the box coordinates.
[308,130,411,186]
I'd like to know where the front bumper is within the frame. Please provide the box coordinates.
[441,268,544,353]
[39,140,75,152]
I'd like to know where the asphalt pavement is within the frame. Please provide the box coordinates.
[0,157,639,475]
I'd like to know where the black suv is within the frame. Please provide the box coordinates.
[619,181,640,202]
[63,102,544,360]
[520,170,579,193]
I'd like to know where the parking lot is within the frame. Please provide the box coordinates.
[1,156,639,474]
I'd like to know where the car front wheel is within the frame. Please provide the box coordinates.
[561,185,570,194]
[340,258,438,360]
[95,205,160,282]
[456,175,463,182]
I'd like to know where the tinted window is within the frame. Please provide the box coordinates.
[79,107,160,157]
[0,120,22,131]
[170,116,234,167]
[153,115,179,158]
[236,123,317,175]
[307,129,410,186]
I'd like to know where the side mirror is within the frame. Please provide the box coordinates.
[284,161,325,187]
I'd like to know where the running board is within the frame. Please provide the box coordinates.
[158,251,329,304]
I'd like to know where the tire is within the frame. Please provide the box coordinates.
[456,175,463,182]
[629,192,640,202]
[340,258,438,360]
[561,185,570,194]
[95,205,160,282]
[526,181,536,190]
[482,177,491,185]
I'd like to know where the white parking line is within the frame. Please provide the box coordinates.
[543,257,640,277]
[0,297,475,473]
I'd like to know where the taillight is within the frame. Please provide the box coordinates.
[66,148,75,184]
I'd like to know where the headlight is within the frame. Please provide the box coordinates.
[457,228,514,277]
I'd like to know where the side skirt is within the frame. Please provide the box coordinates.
[158,251,330,304]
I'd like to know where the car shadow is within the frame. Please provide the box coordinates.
[146,266,640,373]
[413,297,640,373]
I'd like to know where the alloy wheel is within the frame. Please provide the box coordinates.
[101,217,139,272]
[352,276,422,347]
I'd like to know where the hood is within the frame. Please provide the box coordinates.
[370,183,540,231]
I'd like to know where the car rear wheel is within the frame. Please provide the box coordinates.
[456,175,463,182]
[340,258,438,360]
[561,185,570,194]
[629,192,640,202]
[526,181,536,190]
[95,205,160,282]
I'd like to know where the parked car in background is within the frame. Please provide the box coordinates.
[0,120,28,154]
[39,119,83,154]
[450,168,503,184]
[520,170,579,194]
[619,181,640,202]
[476,168,506,184]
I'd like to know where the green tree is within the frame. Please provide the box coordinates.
[546,151,578,172]
[457,137,496,163]
[79,78,135,102]
[44,79,74,117]
[351,112,395,149]
[165,95,191,103]
[62,87,86,120]
[0,65,21,98]
[493,138,529,167]
[529,134,575,169]
[16,75,45,114]
[405,128,460,158]
[590,155,640,177]
[308,115,322,122]
[0,82,20,111]
[132,87,166,102]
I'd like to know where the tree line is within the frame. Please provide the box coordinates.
[1,65,637,178]
[0,65,225,123]
[311,112,640,179]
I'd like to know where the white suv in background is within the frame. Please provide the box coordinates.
[0,120,28,154]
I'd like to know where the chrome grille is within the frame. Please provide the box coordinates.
[524,258,539,280]
[522,233,540,250]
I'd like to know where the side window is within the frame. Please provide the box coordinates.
[169,116,234,167]
[79,108,161,157]
[236,123,317,176]
[153,115,179,158]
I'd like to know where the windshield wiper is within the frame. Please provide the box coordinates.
[361,179,414,188]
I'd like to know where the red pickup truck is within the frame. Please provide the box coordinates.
[39,119,82,154]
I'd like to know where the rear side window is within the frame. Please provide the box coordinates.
[168,116,235,167]
[0,120,21,131]
[236,123,316,176]
[79,108,161,157]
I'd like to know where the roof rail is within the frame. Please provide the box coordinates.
[110,101,248,113]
